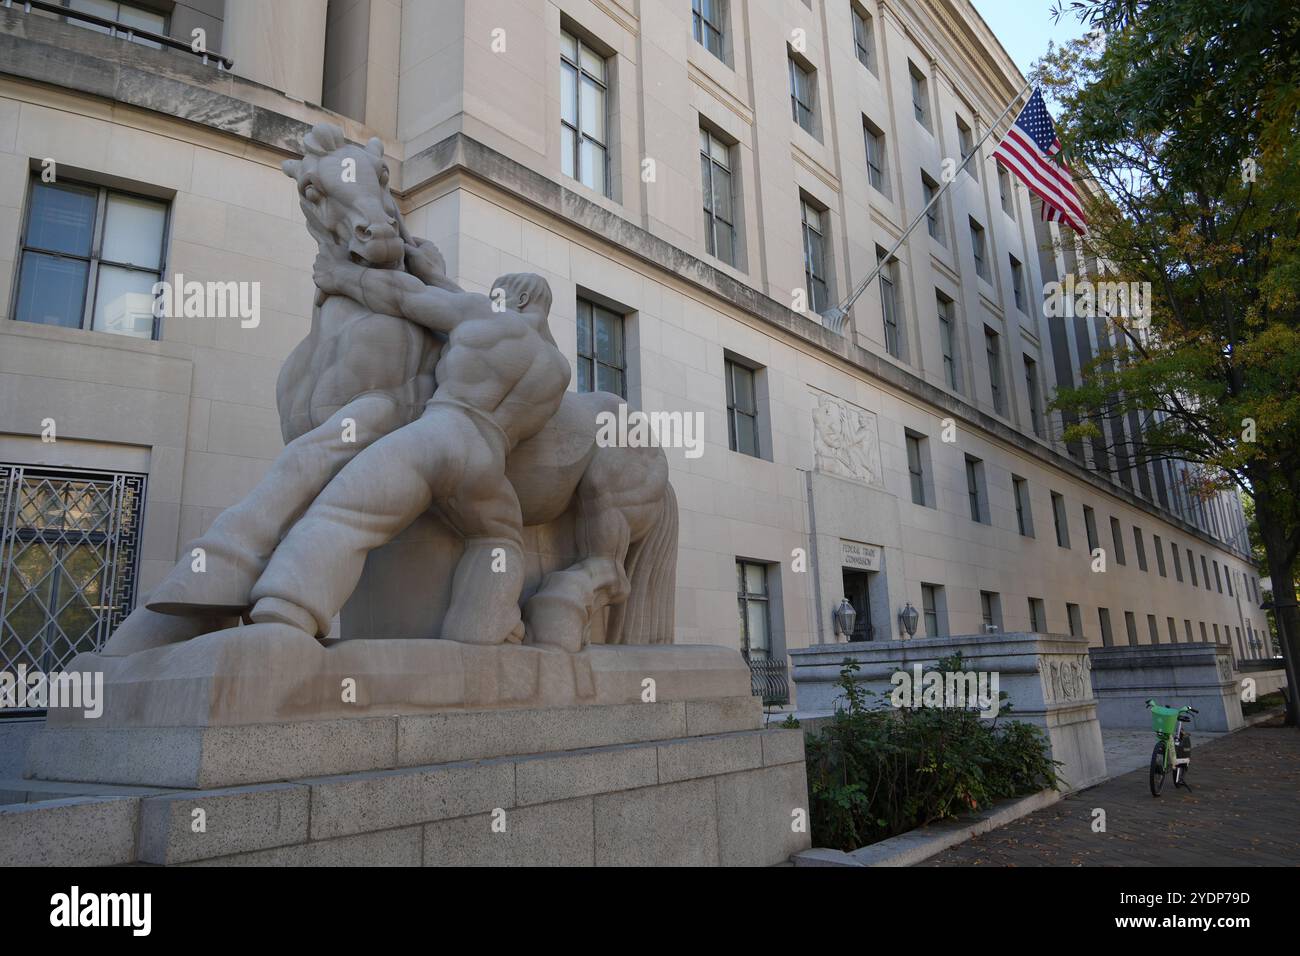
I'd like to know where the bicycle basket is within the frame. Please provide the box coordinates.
[1150,704,1181,735]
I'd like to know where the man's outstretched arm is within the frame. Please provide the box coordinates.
[315,255,477,335]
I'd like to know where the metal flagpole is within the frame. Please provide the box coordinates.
[820,80,1035,334]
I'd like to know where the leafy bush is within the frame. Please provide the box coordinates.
[804,660,1059,851]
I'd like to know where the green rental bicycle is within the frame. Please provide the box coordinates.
[1146,699,1198,796]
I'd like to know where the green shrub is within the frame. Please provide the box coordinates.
[804,660,1059,851]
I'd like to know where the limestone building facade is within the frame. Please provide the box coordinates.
[0,0,1271,707]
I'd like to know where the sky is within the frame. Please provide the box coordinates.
[969,0,1091,77]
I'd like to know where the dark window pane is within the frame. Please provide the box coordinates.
[576,356,593,392]
[596,363,624,398]
[594,309,622,365]
[26,182,97,256]
[576,300,593,356]
[15,253,89,328]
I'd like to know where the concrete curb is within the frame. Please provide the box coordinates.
[791,788,1061,867]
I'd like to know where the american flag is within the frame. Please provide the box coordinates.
[992,88,1087,235]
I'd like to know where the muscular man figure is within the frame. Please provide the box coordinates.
[246,259,571,646]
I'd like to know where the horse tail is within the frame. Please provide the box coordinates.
[609,482,678,645]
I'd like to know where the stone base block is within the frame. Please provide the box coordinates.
[5,709,811,867]
[46,624,750,728]
[789,632,1108,791]
[28,695,765,789]
[1089,645,1244,733]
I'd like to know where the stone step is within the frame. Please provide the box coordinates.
[1,720,811,866]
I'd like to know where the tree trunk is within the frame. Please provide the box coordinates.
[1254,492,1300,726]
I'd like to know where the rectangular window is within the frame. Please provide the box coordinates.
[1213,622,1221,643]
[1028,597,1046,632]
[906,432,927,506]
[1154,534,1167,576]
[801,198,829,314]
[965,455,986,523]
[1083,505,1099,552]
[1226,569,1233,597]
[1133,526,1148,572]
[980,591,1001,631]
[1108,516,1126,565]
[736,560,772,660]
[0,464,146,678]
[1184,619,1193,642]
[1099,607,1114,646]
[909,63,929,128]
[1013,476,1032,537]
[692,0,725,61]
[700,127,736,265]
[725,358,760,458]
[65,0,166,49]
[956,115,977,179]
[1213,560,1222,593]
[1067,603,1083,638]
[1201,554,1211,591]
[789,55,816,135]
[921,583,943,637]
[1148,614,1159,644]
[1051,492,1069,548]
[852,5,875,72]
[864,118,888,196]
[877,247,900,358]
[1010,255,1027,313]
[1187,549,1198,586]
[1167,617,1178,643]
[1124,610,1139,646]
[575,297,626,398]
[14,178,168,339]
[984,326,1004,414]
[1199,621,1208,642]
[970,218,989,280]
[1172,541,1184,582]
[1023,355,1042,436]
[921,172,943,243]
[561,30,610,196]
[997,162,1014,216]
[937,293,959,390]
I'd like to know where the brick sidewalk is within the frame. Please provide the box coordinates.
[923,721,1300,866]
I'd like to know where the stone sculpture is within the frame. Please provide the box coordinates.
[102,122,679,661]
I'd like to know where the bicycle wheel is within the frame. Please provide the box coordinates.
[1149,742,1167,796]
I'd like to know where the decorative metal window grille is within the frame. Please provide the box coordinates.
[0,465,144,683]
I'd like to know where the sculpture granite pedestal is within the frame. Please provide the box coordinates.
[10,122,810,866]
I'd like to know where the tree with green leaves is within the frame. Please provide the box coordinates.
[1037,1,1300,721]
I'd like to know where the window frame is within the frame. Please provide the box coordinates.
[691,0,726,62]
[699,126,737,266]
[575,296,627,399]
[936,292,959,390]
[560,30,611,197]
[736,559,772,661]
[984,325,1004,414]
[906,431,927,506]
[851,5,876,72]
[801,197,829,314]
[725,356,761,458]
[970,218,989,280]
[789,54,817,135]
[877,247,901,358]
[13,175,170,340]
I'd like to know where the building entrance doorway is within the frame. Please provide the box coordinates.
[841,568,874,641]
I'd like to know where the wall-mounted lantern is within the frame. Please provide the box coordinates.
[832,597,857,642]
[899,602,919,638]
